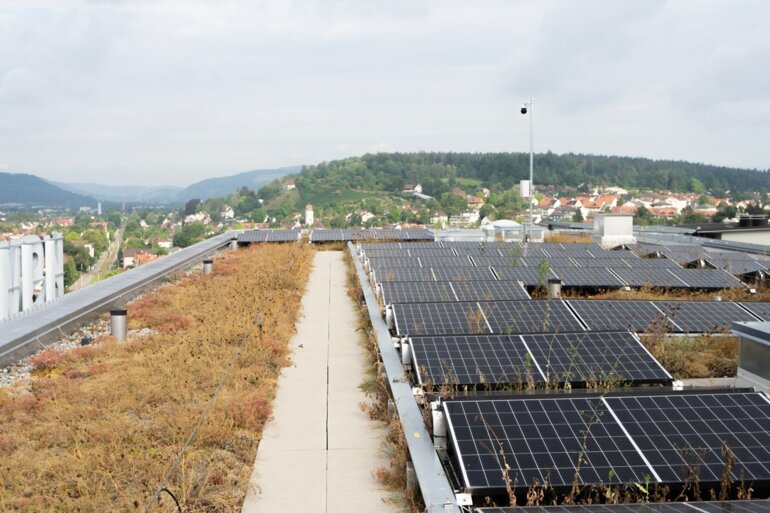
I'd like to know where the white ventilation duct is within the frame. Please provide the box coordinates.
[385,306,395,330]
[431,401,447,451]
[401,339,412,368]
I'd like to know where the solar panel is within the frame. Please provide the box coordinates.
[237,230,269,243]
[373,268,435,283]
[481,300,586,335]
[444,392,770,497]
[500,244,549,258]
[631,243,667,258]
[551,267,625,288]
[391,302,490,336]
[451,280,531,301]
[471,256,533,267]
[567,300,676,333]
[409,332,672,388]
[739,302,770,321]
[366,256,421,269]
[453,245,505,257]
[610,268,688,288]
[401,229,434,240]
[444,396,653,493]
[432,268,498,281]
[310,229,344,242]
[652,301,759,334]
[706,256,768,276]
[520,257,578,269]
[668,269,748,289]
[622,258,682,269]
[418,256,476,268]
[410,334,532,387]
[405,247,458,257]
[492,267,558,287]
[474,501,770,513]
[573,257,633,268]
[380,282,455,304]
[660,247,707,265]
[361,248,408,259]
[526,332,672,385]
[603,392,770,484]
[266,229,301,242]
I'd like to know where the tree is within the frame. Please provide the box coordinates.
[63,258,78,288]
[572,209,584,222]
[634,206,653,226]
[679,206,710,225]
[712,202,737,223]
[172,222,206,248]
[184,198,201,216]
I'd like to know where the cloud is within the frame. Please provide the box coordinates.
[0,0,769,185]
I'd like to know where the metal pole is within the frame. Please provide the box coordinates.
[529,96,534,243]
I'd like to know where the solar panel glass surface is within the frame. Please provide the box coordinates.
[567,300,676,332]
[392,302,490,335]
[481,300,586,334]
[652,301,759,333]
[551,267,625,288]
[450,280,531,301]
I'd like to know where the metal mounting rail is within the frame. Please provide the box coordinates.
[347,242,460,513]
[0,232,238,367]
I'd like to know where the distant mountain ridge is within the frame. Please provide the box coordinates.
[175,166,302,201]
[54,166,302,204]
[54,182,183,204]
[0,172,96,208]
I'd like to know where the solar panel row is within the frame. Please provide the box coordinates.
[475,499,770,513]
[409,331,672,388]
[311,228,433,241]
[391,300,585,336]
[444,391,770,495]
[390,298,769,335]
[380,280,530,304]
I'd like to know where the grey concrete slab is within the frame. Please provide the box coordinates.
[241,252,397,513]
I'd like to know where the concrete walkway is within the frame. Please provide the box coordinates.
[241,251,396,513]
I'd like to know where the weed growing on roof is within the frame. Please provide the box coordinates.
[0,244,314,511]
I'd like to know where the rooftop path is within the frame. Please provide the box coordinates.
[241,251,397,513]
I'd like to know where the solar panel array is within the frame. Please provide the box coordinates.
[444,391,770,495]
[237,229,301,243]
[475,501,770,513]
[391,300,585,336]
[410,331,672,387]
[740,302,770,320]
[567,300,676,333]
[381,280,531,303]
[655,301,759,333]
[311,228,433,241]
[551,267,625,288]
[567,299,765,333]
[354,239,770,507]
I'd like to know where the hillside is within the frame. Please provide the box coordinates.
[176,166,302,201]
[241,152,768,226]
[293,152,769,200]
[0,173,96,209]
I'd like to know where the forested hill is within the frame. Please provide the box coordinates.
[0,172,96,208]
[288,152,769,201]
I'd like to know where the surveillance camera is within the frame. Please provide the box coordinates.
[520,104,528,114]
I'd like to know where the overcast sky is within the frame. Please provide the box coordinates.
[1,0,769,186]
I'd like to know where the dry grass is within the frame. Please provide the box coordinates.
[640,334,738,379]
[0,244,314,512]
[543,233,594,244]
[583,285,767,302]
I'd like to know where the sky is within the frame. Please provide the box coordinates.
[1,0,769,186]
